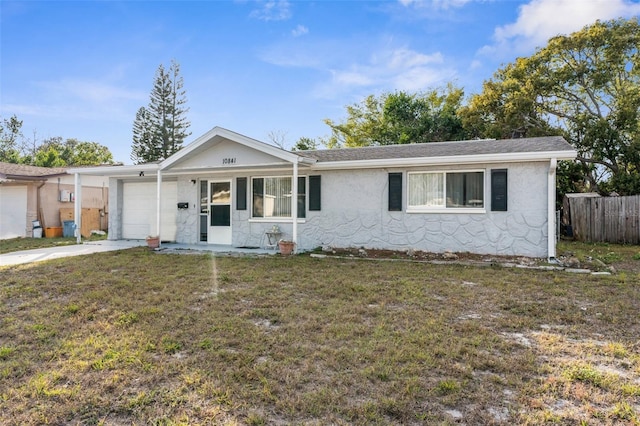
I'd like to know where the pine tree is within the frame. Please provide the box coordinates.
[131,60,191,164]
[131,107,155,163]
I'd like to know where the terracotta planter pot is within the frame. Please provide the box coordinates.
[146,236,160,249]
[278,240,295,256]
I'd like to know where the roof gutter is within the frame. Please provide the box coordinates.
[36,180,47,231]
[0,175,49,182]
[309,150,577,170]
[67,163,160,177]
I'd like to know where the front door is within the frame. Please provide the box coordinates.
[207,180,232,245]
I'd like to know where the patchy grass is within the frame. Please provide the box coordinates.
[0,236,78,254]
[558,240,640,273]
[0,246,639,424]
[0,234,107,255]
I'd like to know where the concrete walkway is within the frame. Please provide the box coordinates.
[159,243,277,256]
[1,240,278,267]
[0,240,146,267]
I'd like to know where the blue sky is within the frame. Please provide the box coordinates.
[2,0,639,164]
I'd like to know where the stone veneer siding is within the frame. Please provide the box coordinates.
[175,176,199,244]
[107,178,123,240]
[169,161,551,258]
[296,162,550,258]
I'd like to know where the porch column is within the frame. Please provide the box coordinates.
[74,172,82,244]
[292,161,298,250]
[547,158,557,260]
[156,170,162,245]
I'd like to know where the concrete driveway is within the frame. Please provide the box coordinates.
[0,240,146,267]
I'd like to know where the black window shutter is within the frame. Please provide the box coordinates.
[252,178,264,217]
[297,176,306,218]
[236,177,247,210]
[388,172,402,211]
[491,169,508,211]
[309,175,321,211]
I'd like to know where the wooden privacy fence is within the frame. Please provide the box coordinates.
[567,195,640,244]
[59,208,103,238]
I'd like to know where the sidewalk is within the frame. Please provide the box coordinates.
[0,240,146,267]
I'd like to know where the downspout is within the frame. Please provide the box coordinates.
[74,172,82,244]
[156,169,162,246]
[547,158,557,261]
[292,161,298,252]
[36,180,46,233]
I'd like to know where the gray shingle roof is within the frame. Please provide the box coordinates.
[0,162,68,178]
[296,136,574,162]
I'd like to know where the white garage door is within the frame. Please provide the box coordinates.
[122,181,177,241]
[0,185,28,239]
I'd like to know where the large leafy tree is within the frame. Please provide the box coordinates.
[460,18,640,195]
[0,115,24,163]
[33,137,114,167]
[323,84,467,148]
[1,115,114,166]
[131,60,191,164]
[292,137,319,151]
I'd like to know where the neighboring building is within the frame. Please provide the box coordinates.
[69,127,576,259]
[0,162,108,239]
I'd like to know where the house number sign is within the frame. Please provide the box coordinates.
[222,157,237,165]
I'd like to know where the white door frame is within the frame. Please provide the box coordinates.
[206,179,232,245]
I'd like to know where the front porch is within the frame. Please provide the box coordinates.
[69,127,315,252]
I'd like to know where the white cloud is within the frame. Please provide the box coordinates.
[291,24,308,37]
[469,59,482,70]
[385,49,443,70]
[481,0,640,56]
[393,67,447,91]
[0,103,50,118]
[1,78,147,124]
[259,43,323,68]
[260,35,453,99]
[316,46,454,98]
[38,79,147,103]
[398,0,473,9]
[331,69,375,87]
[249,0,292,21]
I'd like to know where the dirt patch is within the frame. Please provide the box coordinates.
[610,259,640,273]
[556,240,640,274]
[313,246,638,274]
[319,246,539,264]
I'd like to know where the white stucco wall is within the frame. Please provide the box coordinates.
[292,163,549,257]
[107,178,123,240]
[175,176,200,244]
[166,161,551,257]
[296,162,550,257]
[173,173,292,248]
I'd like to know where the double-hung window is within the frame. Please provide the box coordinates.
[252,176,306,218]
[408,170,484,211]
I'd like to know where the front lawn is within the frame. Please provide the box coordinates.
[0,234,108,255]
[0,237,79,254]
[557,240,640,274]
[1,248,639,424]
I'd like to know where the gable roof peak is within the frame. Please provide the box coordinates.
[161,126,304,169]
